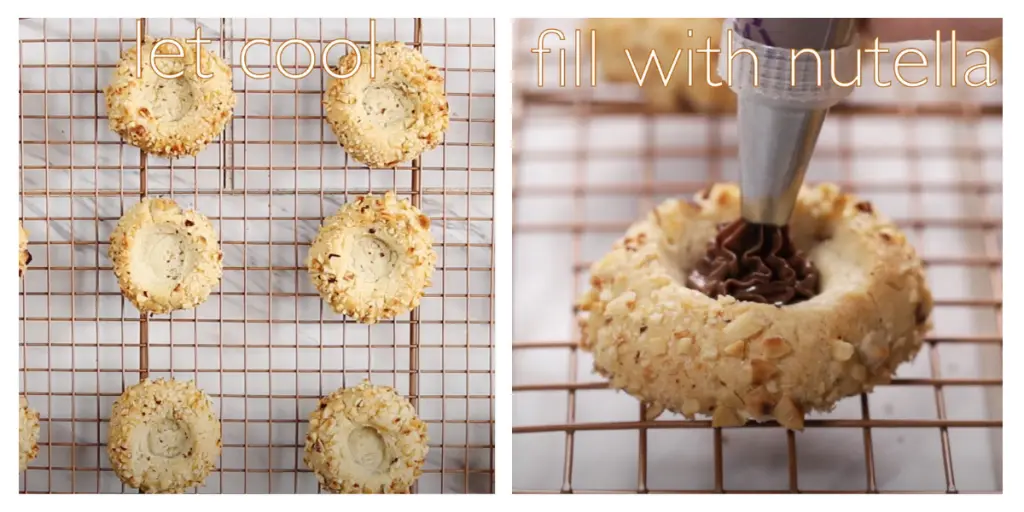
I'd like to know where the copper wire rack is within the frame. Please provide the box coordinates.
[18,17,495,494]
[511,19,1002,494]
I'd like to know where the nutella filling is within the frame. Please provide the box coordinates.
[686,219,820,306]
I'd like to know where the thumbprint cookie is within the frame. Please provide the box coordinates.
[107,378,221,494]
[578,183,933,430]
[109,198,223,315]
[307,191,436,324]
[304,380,429,493]
[105,36,236,158]
[323,41,449,168]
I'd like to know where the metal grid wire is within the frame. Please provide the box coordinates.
[19,17,495,494]
[512,19,1002,493]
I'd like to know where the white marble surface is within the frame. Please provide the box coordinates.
[19,18,495,494]
[512,19,1002,493]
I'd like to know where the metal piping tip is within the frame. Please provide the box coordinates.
[738,98,828,226]
[724,19,860,227]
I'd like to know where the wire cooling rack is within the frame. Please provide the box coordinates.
[512,19,1002,494]
[19,17,495,494]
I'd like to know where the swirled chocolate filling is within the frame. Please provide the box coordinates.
[686,219,820,306]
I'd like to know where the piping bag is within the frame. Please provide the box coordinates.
[718,19,861,226]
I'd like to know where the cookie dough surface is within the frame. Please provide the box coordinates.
[105,37,236,158]
[307,191,436,324]
[19,396,39,472]
[19,223,30,278]
[109,198,223,315]
[323,41,449,168]
[303,380,428,493]
[107,378,221,494]
[577,183,933,430]
[585,18,737,113]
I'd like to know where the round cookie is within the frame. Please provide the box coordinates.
[577,183,934,430]
[303,380,429,494]
[19,396,40,472]
[19,223,30,278]
[307,191,436,324]
[107,378,221,494]
[109,198,223,315]
[585,18,737,113]
[105,36,236,158]
[323,41,449,168]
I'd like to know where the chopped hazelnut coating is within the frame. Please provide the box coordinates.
[19,396,40,472]
[109,198,223,315]
[307,191,436,324]
[577,183,933,430]
[105,36,236,158]
[107,378,221,494]
[303,380,429,493]
[19,223,30,278]
[323,41,449,168]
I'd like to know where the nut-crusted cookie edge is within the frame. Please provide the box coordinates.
[109,197,224,315]
[104,36,236,159]
[107,378,222,494]
[577,182,933,430]
[19,223,30,278]
[19,396,40,472]
[323,41,449,168]
[306,191,436,324]
[303,380,429,494]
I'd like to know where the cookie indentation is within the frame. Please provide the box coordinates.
[307,191,436,324]
[110,198,223,315]
[132,224,198,293]
[362,84,415,128]
[148,78,198,122]
[348,426,388,472]
[323,41,448,168]
[146,418,191,459]
[354,235,397,283]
